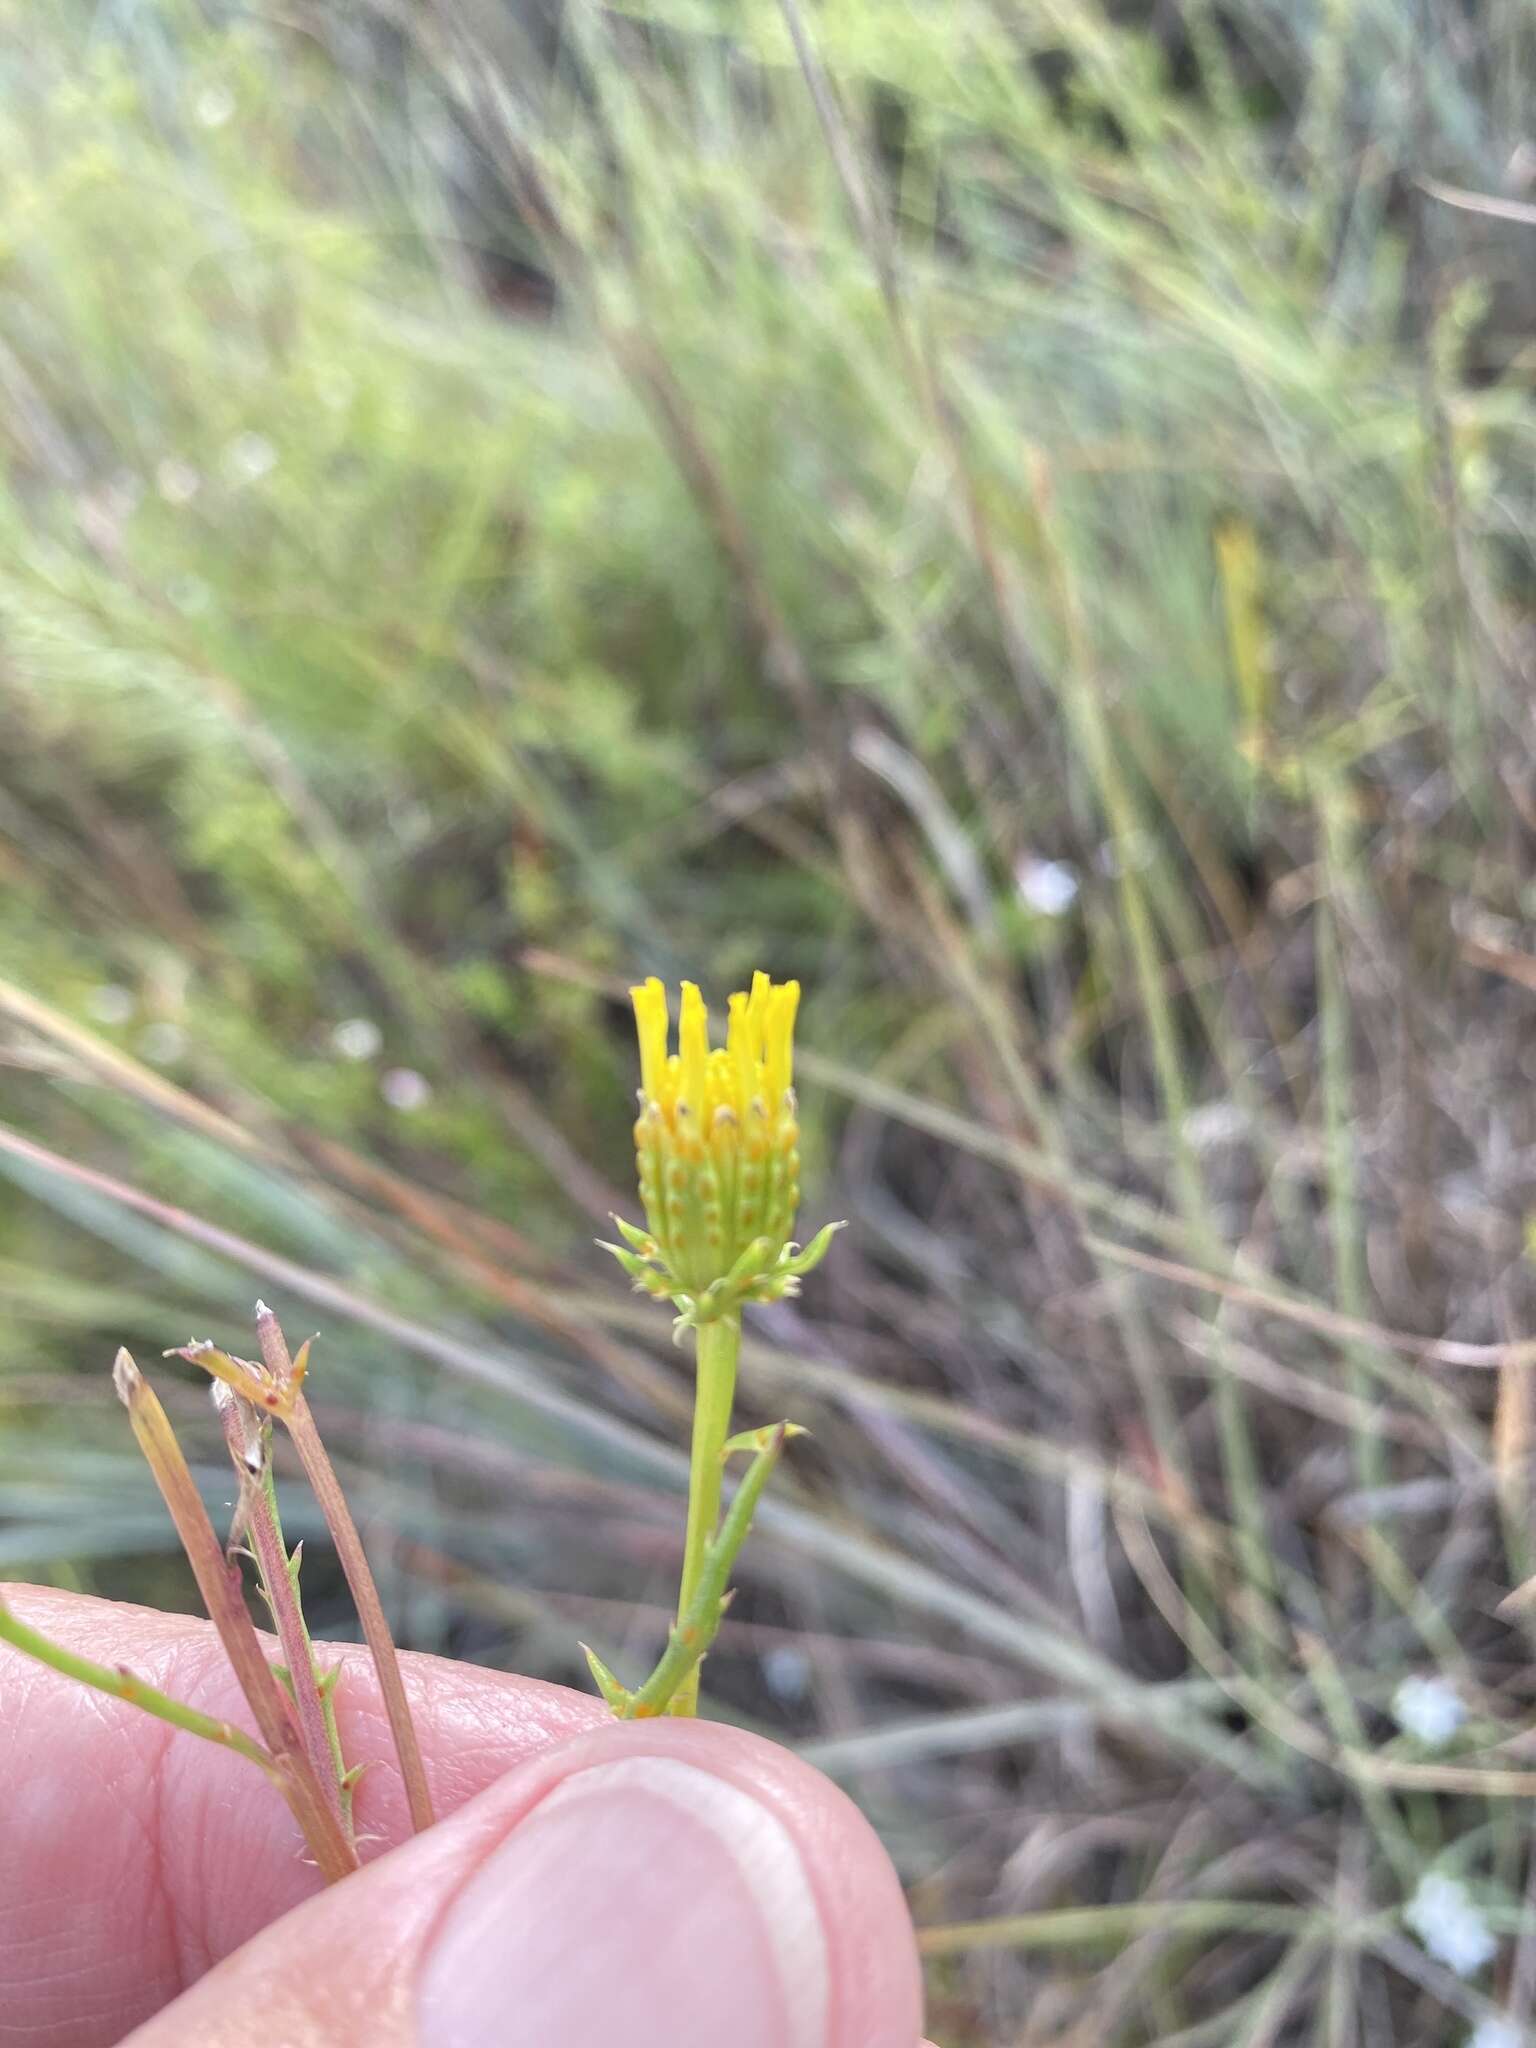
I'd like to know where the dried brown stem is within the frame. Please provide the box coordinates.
[113,1351,358,1882]
[255,1308,434,1834]
[215,1387,348,1834]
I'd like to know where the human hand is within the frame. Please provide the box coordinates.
[0,1587,929,2047]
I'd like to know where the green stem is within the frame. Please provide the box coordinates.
[668,1313,741,1717]
[217,1390,350,1837]
[261,1459,354,1835]
[626,1423,788,1719]
[0,1592,277,1778]
[917,1898,1325,1956]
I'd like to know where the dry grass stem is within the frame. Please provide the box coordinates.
[113,1351,357,1882]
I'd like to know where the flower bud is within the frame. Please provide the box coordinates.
[602,973,840,1320]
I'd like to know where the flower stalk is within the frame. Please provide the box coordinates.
[621,1422,797,1719]
[669,1312,741,1716]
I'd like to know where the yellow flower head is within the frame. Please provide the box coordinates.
[606,972,839,1317]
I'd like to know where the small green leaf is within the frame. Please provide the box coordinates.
[609,1214,658,1256]
[779,1220,845,1279]
[721,1421,808,1460]
[722,1234,775,1290]
[596,1239,650,1281]
[581,1642,634,1713]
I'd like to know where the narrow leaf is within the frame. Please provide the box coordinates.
[581,1643,634,1713]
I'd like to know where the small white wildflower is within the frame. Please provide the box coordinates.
[155,458,201,506]
[1183,1102,1250,1152]
[86,984,135,1026]
[1395,1675,1466,1748]
[762,1645,811,1703]
[194,83,236,129]
[381,1067,431,1112]
[1015,857,1079,918]
[331,1017,383,1061]
[1470,2018,1523,2048]
[1406,1872,1497,1977]
[138,1023,186,1066]
[223,432,277,485]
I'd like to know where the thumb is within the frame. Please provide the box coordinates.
[124,1717,927,2048]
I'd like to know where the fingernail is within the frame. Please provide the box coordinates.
[417,1754,831,2048]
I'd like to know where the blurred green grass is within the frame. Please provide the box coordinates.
[5,2,1536,2040]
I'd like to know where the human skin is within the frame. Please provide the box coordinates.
[0,1586,931,2048]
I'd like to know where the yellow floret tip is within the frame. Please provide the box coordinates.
[631,976,669,1104]
[626,972,800,1132]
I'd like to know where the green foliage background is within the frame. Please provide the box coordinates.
[5,2,1536,2039]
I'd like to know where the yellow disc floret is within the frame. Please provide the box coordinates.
[604,973,839,1319]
